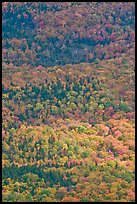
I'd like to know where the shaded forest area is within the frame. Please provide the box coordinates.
[2,2,135,67]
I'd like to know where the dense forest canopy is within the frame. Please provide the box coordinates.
[2,2,135,202]
[2,2,135,67]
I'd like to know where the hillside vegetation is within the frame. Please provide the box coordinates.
[2,2,135,202]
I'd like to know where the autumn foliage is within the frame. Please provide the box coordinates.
[2,2,135,202]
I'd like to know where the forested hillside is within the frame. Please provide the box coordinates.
[2,2,135,67]
[2,2,135,202]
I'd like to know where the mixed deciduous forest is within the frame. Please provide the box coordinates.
[2,2,135,202]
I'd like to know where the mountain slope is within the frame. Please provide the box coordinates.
[2,2,135,202]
